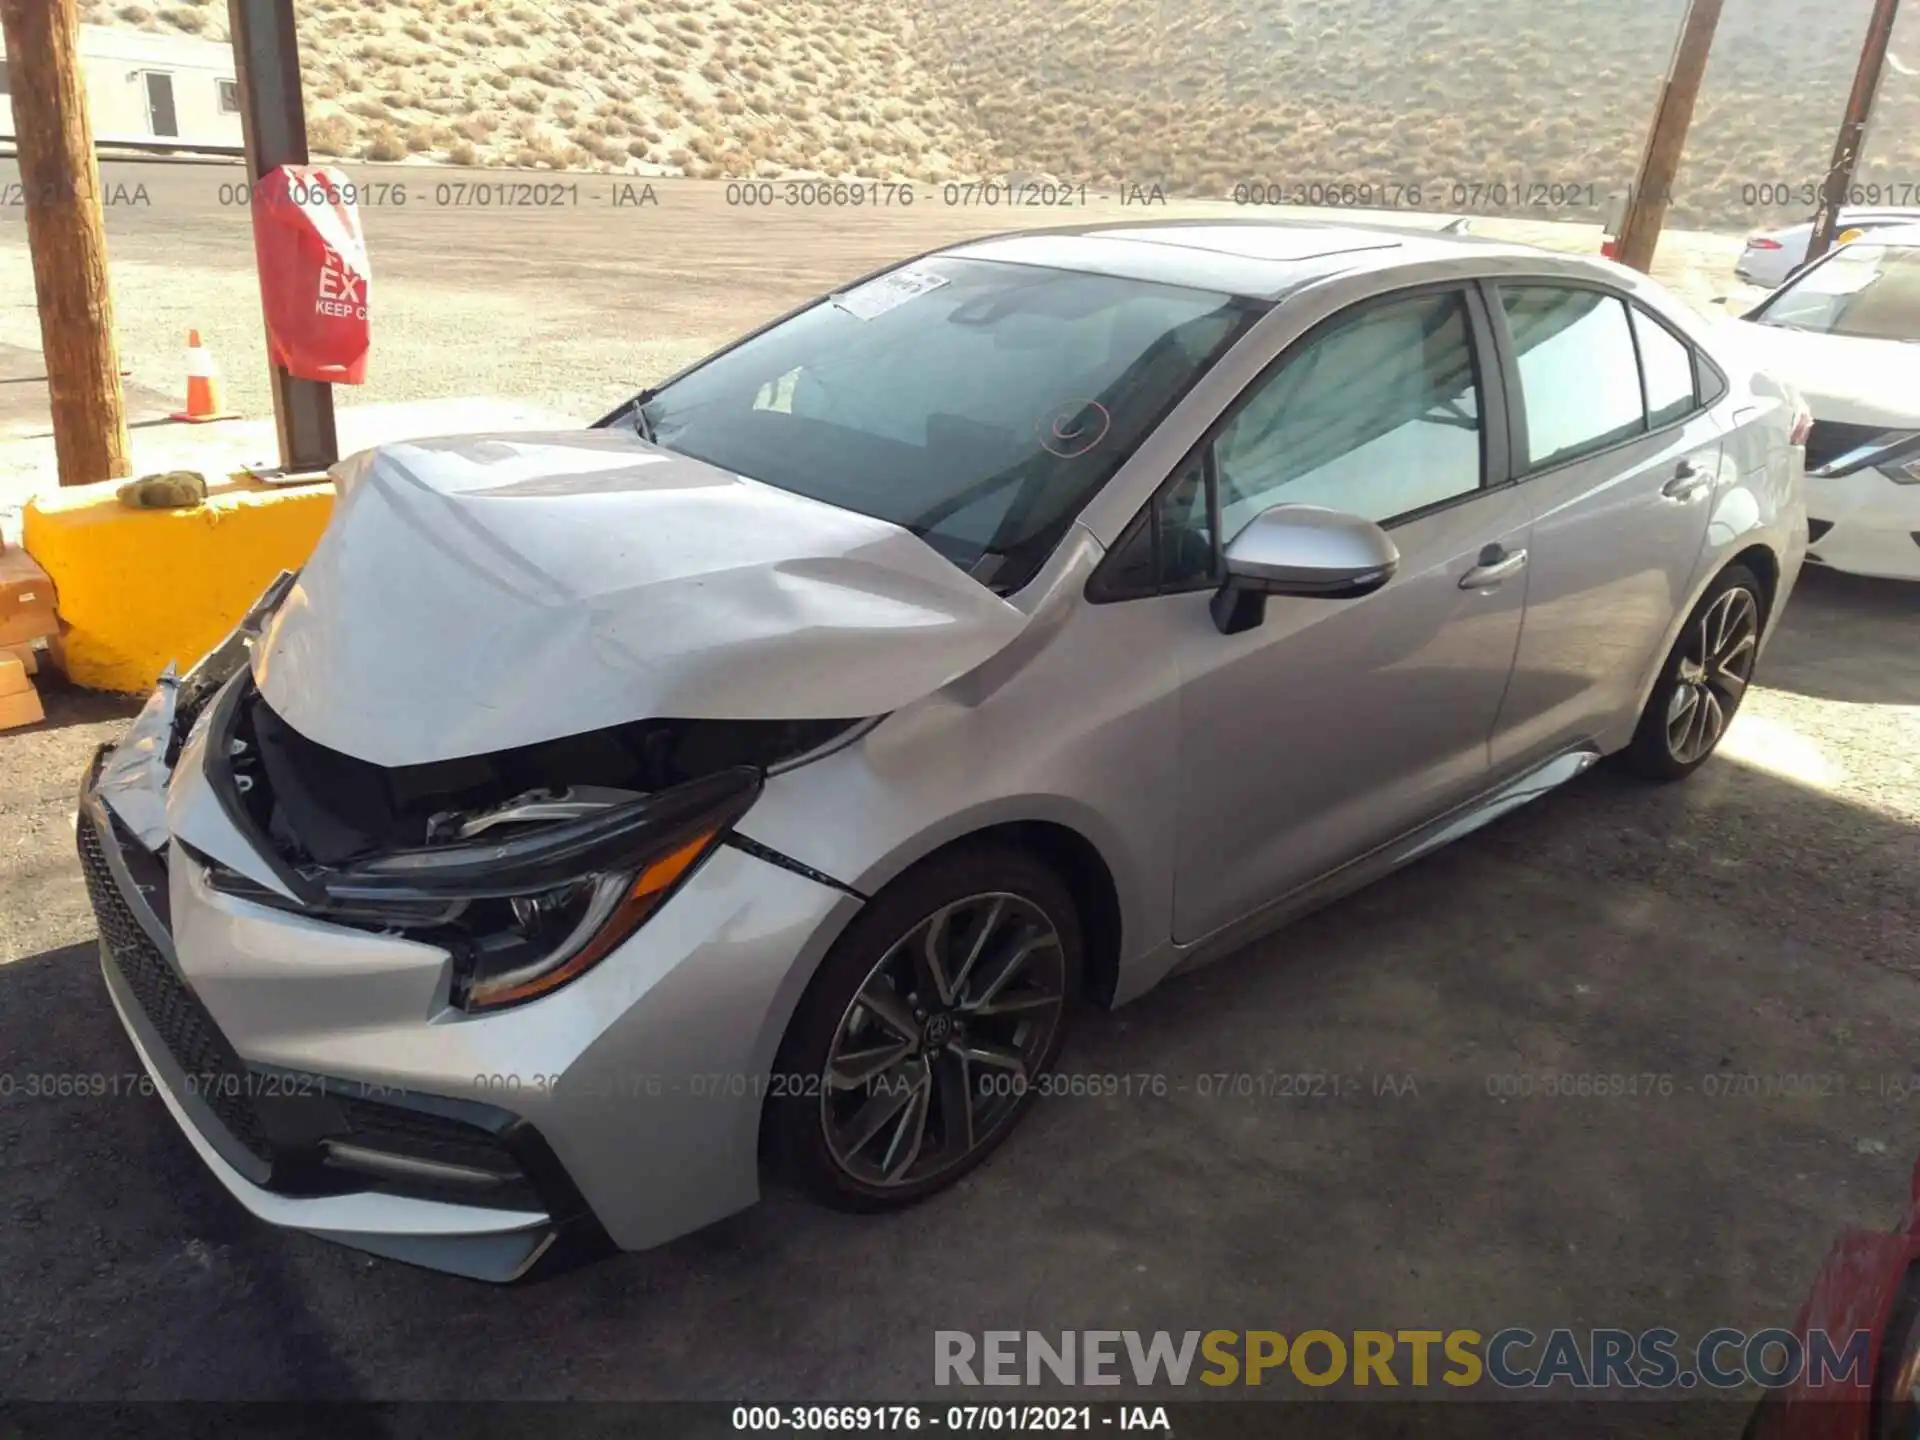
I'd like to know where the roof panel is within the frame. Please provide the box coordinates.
[941,224,1407,300]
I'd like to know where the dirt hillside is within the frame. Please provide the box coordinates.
[88,0,1920,229]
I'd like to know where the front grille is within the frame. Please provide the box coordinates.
[79,815,273,1163]
[1805,420,1894,472]
[82,781,562,1220]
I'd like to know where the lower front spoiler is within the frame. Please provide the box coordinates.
[100,941,605,1283]
[83,738,613,1283]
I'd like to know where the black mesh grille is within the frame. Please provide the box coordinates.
[83,798,553,1216]
[335,1094,523,1178]
[79,815,273,1163]
[332,1094,541,1209]
[1805,420,1892,472]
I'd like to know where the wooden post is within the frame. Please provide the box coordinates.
[1805,0,1902,267]
[0,0,130,486]
[1614,0,1726,274]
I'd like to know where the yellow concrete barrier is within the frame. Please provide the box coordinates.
[22,476,334,694]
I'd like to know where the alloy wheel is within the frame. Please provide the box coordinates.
[820,892,1066,1189]
[1664,585,1759,765]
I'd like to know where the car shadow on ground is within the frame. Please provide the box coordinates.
[1,738,1915,1403]
[1761,566,1920,704]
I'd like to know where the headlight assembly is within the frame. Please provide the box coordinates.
[204,764,763,1012]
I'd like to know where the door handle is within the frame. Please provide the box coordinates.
[1662,459,1712,501]
[1458,545,1528,589]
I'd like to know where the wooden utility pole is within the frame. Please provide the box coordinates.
[1805,0,1903,267]
[0,0,130,486]
[1614,0,1726,274]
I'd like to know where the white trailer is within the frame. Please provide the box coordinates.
[0,25,242,151]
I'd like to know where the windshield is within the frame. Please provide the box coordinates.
[1752,242,1920,341]
[632,256,1261,589]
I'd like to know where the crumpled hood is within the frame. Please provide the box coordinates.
[1720,318,1920,427]
[252,430,1029,767]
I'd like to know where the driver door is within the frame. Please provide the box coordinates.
[1150,284,1535,943]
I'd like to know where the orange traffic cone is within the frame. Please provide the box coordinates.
[170,330,238,423]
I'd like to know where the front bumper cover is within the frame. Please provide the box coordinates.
[79,745,614,1282]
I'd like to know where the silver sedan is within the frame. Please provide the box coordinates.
[79,220,1809,1280]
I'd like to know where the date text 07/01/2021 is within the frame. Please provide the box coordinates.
[730,1405,1173,1435]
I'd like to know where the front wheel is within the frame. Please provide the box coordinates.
[767,843,1081,1211]
[1620,564,1764,782]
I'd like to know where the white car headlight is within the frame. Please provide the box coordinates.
[1877,456,1920,485]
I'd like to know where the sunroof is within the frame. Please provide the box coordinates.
[1095,225,1403,262]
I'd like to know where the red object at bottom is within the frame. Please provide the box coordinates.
[1746,1155,1920,1439]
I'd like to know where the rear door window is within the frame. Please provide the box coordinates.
[1499,286,1646,469]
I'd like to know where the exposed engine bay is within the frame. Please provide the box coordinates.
[161,572,867,1012]
[231,682,856,867]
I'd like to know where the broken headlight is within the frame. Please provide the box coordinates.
[357,765,761,1012]
[211,764,763,1012]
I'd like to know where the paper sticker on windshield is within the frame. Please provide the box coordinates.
[834,267,950,321]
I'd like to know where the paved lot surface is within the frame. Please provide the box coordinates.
[0,565,1915,1405]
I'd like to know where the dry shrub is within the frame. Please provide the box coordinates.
[361,124,407,162]
[308,112,356,155]
[448,139,479,166]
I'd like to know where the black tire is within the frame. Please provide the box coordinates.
[767,841,1082,1212]
[1620,563,1765,783]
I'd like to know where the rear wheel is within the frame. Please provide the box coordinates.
[768,842,1080,1210]
[1621,564,1764,782]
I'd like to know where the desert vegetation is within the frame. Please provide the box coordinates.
[87,0,1920,229]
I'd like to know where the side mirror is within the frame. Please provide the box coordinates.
[1210,504,1400,635]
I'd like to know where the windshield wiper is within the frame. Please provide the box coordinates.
[629,386,660,443]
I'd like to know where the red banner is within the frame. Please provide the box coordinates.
[249,164,371,385]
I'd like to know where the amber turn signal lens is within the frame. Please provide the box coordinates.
[467,829,719,1010]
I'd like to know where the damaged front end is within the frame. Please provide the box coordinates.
[162,583,867,1013]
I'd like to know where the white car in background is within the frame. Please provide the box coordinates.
[1735,208,1920,288]
[1719,223,1920,581]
